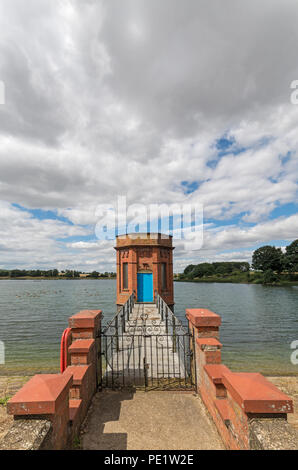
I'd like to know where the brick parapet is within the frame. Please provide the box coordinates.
[66,310,101,437]
[6,309,102,449]
[186,307,295,450]
[115,233,173,248]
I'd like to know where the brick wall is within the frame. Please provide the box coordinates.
[5,309,102,450]
[186,308,296,450]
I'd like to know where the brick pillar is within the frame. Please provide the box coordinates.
[68,309,102,340]
[186,308,221,392]
[66,309,102,438]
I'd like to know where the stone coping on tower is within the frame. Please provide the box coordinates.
[115,232,174,249]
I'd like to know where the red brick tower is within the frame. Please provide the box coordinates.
[115,233,174,309]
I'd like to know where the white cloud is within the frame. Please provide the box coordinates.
[202,214,298,252]
[0,1,297,270]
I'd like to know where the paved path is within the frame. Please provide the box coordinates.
[81,390,224,450]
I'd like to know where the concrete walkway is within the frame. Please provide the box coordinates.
[81,390,224,450]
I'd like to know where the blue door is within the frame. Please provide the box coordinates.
[137,273,153,302]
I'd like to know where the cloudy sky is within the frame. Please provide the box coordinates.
[0,0,297,272]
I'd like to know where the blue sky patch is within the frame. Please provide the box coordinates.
[269,202,298,220]
[279,151,292,165]
[181,180,200,194]
[220,238,295,255]
[56,234,97,243]
[13,203,74,225]
[216,136,234,152]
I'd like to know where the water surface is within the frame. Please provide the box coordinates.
[0,280,297,376]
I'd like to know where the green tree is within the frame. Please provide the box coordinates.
[65,270,74,278]
[192,263,215,278]
[214,264,228,275]
[90,271,99,279]
[263,269,279,285]
[252,245,283,273]
[183,265,196,276]
[284,239,298,272]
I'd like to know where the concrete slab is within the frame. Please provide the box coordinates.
[81,390,224,450]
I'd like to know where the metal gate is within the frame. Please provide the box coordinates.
[97,293,196,391]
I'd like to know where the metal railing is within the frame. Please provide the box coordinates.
[101,291,135,335]
[98,290,195,391]
[154,291,188,336]
[154,290,192,365]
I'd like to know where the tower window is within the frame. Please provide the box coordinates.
[161,263,167,290]
[123,263,128,290]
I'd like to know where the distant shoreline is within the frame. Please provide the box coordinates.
[174,278,298,286]
[0,277,297,286]
[0,277,116,281]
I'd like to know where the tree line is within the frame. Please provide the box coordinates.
[183,261,250,279]
[0,269,116,279]
[179,239,298,285]
[252,239,298,273]
[251,239,297,283]
[0,269,60,278]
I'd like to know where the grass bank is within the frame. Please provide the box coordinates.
[175,272,298,286]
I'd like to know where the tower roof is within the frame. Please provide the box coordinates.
[115,233,173,249]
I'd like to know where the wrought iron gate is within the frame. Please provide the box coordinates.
[97,293,196,391]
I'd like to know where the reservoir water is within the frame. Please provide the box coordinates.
[0,279,297,376]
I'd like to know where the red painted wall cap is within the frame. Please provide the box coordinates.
[69,310,102,329]
[186,308,221,327]
[7,373,72,416]
[222,372,294,414]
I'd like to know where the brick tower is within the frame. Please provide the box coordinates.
[115,233,174,310]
